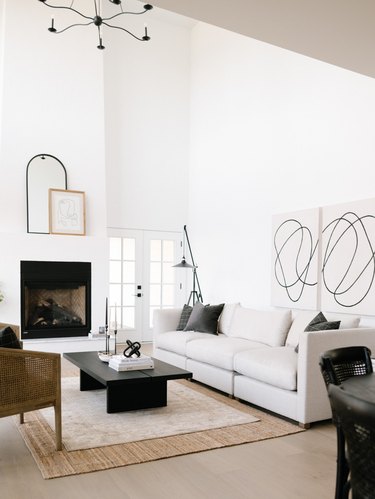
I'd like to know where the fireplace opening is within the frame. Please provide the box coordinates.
[21,261,91,339]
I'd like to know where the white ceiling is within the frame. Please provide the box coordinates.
[151,0,375,79]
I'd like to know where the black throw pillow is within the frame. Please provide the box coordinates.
[295,312,340,353]
[184,302,225,334]
[176,304,193,331]
[0,326,22,349]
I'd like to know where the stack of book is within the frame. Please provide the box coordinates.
[108,354,154,372]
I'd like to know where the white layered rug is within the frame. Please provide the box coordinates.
[42,377,259,451]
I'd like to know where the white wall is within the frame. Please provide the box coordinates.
[104,1,192,232]
[0,0,108,331]
[188,23,375,308]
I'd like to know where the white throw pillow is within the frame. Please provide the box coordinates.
[285,311,318,348]
[286,310,361,348]
[324,314,360,329]
[218,303,240,335]
[228,306,292,347]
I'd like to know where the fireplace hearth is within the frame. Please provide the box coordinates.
[21,261,91,340]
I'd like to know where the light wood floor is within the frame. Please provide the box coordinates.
[0,345,337,499]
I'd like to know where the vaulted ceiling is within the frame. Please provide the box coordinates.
[151,0,375,79]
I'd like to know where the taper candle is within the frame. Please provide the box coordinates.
[105,297,108,328]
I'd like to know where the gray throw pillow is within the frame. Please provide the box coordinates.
[184,302,225,334]
[176,304,193,331]
[0,326,22,349]
[295,312,340,353]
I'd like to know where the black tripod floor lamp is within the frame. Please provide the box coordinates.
[173,225,203,305]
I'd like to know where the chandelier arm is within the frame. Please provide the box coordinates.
[41,2,93,22]
[93,0,98,17]
[101,22,145,41]
[54,21,94,34]
[103,9,149,22]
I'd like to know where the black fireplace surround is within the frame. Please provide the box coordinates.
[21,261,91,340]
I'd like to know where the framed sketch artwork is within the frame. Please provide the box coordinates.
[49,189,86,236]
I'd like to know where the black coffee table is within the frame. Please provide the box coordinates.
[63,351,192,413]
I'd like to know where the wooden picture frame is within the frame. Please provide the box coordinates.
[49,189,86,236]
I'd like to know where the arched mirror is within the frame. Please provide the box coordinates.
[26,154,67,234]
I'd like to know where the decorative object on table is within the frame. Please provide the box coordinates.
[109,354,154,371]
[26,154,67,235]
[97,351,112,362]
[173,225,203,305]
[97,297,112,361]
[113,303,118,355]
[49,188,86,236]
[37,0,153,50]
[123,339,141,358]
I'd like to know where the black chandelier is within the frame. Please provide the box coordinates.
[38,0,153,50]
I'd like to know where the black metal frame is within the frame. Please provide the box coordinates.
[26,153,67,234]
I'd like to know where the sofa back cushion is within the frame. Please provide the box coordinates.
[218,303,240,335]
[286,310,361,348]
[228,306,292,347]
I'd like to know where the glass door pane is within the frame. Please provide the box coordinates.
[142,231,184,341]
[108,230,143,343]
[108,229,183,344]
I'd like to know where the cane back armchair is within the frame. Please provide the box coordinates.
[0,323,62,450]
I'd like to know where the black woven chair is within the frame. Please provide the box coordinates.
[319,346,373,499]
[328,384,375,499]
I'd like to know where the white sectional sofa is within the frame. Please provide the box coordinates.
[153,305,375,427]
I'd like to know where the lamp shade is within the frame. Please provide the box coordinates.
[173,257,194,269]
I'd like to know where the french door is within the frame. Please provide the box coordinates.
[108,229,185,343]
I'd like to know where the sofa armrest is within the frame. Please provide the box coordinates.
[297,327,375,424]
[153,308,182,337]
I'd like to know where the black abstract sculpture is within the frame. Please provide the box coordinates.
[123,339,141,358]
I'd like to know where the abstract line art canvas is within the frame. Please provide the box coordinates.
[271,208,320,310]
[321,198,375,315]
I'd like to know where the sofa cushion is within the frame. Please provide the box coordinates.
[234,347,298,391]
[186,336,265,371]
[176,304,193,331]
[227,306,292,347]
[155,330,213,356]
[184,302,224,334]
[218,303,240,335]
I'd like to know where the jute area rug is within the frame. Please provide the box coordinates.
[16,377,304,480]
